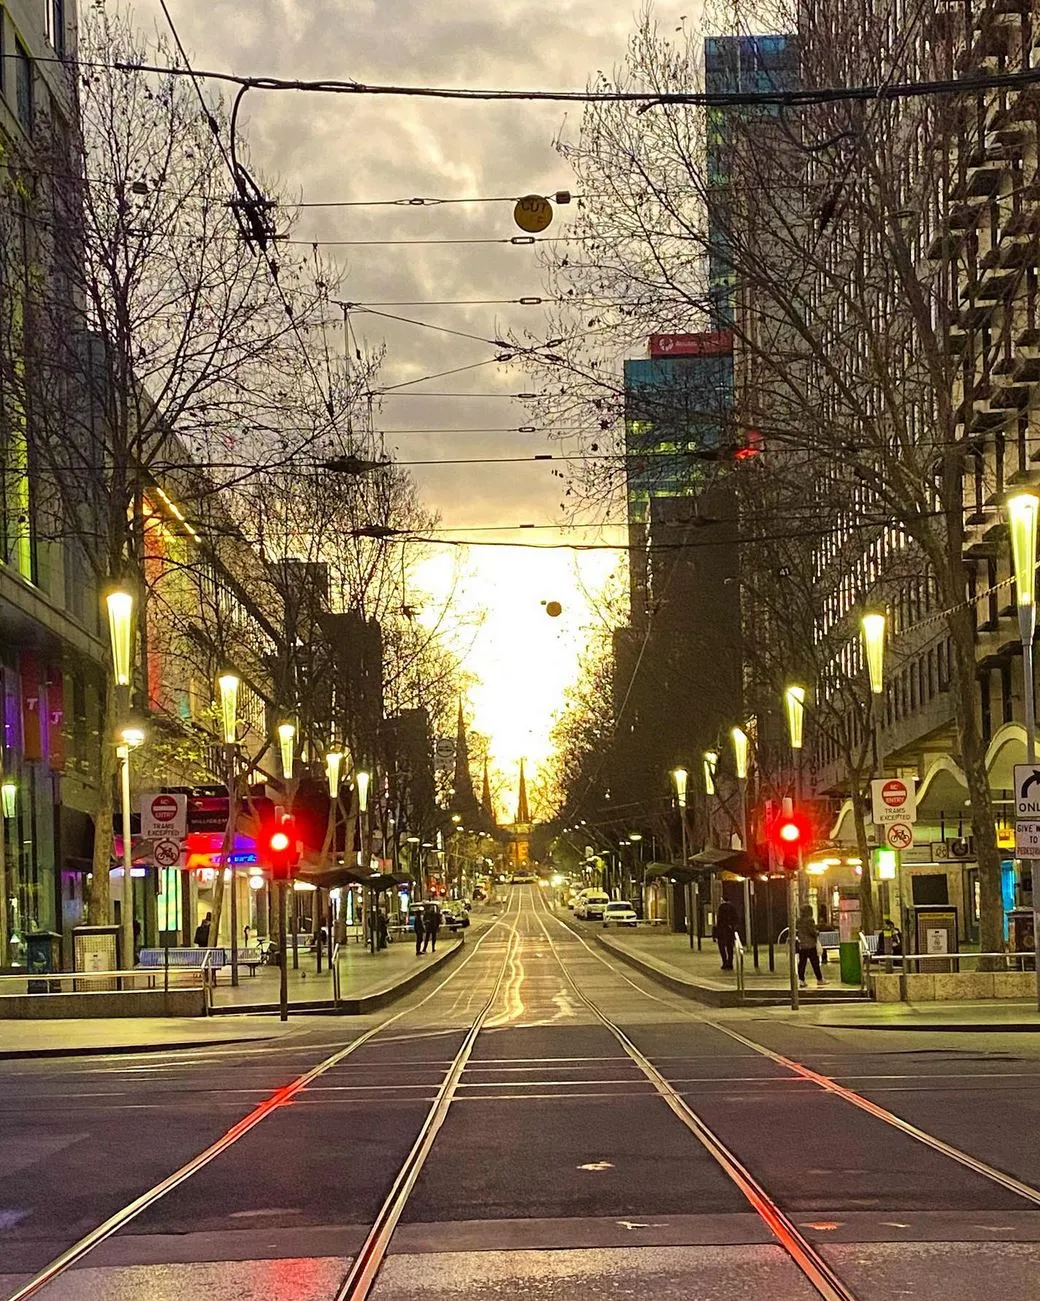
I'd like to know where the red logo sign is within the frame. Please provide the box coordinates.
[649,330,733,359]
[150,794,180,824]
[881,780,908,808]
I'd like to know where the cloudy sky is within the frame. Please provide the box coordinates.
[132,0,689,803]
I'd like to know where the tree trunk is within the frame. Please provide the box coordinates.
[88,676,116,925]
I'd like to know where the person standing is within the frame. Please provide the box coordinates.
[194,912,212,947]
[714,896,740,970]
[423,903,441,954]
[413,907,426,957]
[796,904,825,987]
[376,907,389,951]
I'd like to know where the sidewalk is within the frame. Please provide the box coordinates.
[588,922,854,1007]
[210,928,465,1015]
[0,1015,299,1060]
[581,919,1040,1030]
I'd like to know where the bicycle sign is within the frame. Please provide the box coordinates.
[885,821,914,851]
[153,838,181,868]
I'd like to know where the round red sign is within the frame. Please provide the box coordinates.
[881,779,908,807]
[150,794,179,823]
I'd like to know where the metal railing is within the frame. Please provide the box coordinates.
[734,935,746,997]
[331,943,343,1005]
[0,966,211,1010]
[863,949,1037,976]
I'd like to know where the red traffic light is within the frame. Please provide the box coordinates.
[265,815,299,879]
[766,803,810,870]
[269,830,290,853]
[777,819,802,844]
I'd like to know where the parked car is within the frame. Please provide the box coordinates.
[602,900,637,928]
[441,906,471,930]
[577,891,610,920]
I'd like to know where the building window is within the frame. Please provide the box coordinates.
[44,0,66,57]
[14,42,32,134]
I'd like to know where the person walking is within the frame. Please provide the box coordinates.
[714,896,740,970]
[423,903,441,954]
[796,904,825,987]
[194,912,212,947]
[413,907,426,957]
[376,907,389,951]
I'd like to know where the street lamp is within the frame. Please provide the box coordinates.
[326,750,344,799]
[784,685,806,751]
[216,674,242,985]
[861,610,888,949]
[116,723,145,976]
[277,721,296,782]
[1008,486,1040,1009]
[672,766,696,950]
[731,725,756,969]
[106,589,134,687]
[861,611,886,698]
[703,750,718,797]
[356,769,371,814]
[217,673,239,745]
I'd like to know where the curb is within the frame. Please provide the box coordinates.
[0,1035,277,1062]
[591,931,741,1007]
[209,933,465,1017]
[823,1019,1040,1033]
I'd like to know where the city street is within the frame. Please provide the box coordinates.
[3,887,1040,1300]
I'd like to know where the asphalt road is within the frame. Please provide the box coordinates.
[3,886,1040,1300]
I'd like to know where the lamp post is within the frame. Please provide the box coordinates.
[107,588,136,972]
[217,673,241,986]
[673,767,697,950]
[861,611,888,941]
[1008,487,1040,1009]
[732,725,756,969]
[784,685,806,1010]
[356,768,373,952]
[278,721,300,971]
[116,725,145,978]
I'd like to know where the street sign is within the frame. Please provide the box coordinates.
[871,777,917,824]
[513,194,553,233]
[1014,765,1040,818]
[885,821,914,850]
[153,838,181,868]
[1015,821,1040,857]
[141,792,187,841]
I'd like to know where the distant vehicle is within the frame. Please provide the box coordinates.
[511,872,538,884]
[442,906,470,931]
[576,891,610,920]
[602,900,637,928]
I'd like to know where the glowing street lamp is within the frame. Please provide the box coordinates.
[326,750,344,799]
[671,767,688,810]
[731,726,748,782]
[106,589,134,687]
[731,724,755,966]
[217,673,239,745]
[671,766,694,950]
[703,750,719,797]
[784,685,806,751]
[356,769,371,814]
[861,611,887,696]
[277,721,296,782]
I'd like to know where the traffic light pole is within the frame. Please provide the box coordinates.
[278,878,289,1023]
[788,873,799,1011]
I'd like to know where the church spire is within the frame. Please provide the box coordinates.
[481,759,496,828]
[515,758,530,825]
[451,699,480,819]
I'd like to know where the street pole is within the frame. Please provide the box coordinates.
[1007,490,1040,1011]
[118,743,134,980]
[227,743,239,988]
[788,871,799,1011]
[278,878,288,1023]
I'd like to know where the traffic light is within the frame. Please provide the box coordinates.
[265,813,300,881]
[767,799,809,872]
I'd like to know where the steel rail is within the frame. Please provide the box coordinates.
[532,893,858,1301]
[7,893,520,1301]
[546,900,1040,1210]
[332,912,522,1300]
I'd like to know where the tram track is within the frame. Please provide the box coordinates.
[6,893,522,1301]
[545,897,1040,1205]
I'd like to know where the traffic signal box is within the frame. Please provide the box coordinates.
[265,813,301,881]
[767,798,810,872]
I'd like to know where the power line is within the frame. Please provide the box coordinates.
[282,234,578,247]
[290,193,578,208]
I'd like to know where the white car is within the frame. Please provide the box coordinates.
[578,892,611,920]
[602,900,637,928]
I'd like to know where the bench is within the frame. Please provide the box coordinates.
[137,947,262,981]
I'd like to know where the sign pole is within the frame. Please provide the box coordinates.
[788,873,799,1011]
[278,879,289,1023]
[1023,612,1040,1011]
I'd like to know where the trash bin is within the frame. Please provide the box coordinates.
[26,931,63,994]
[838,940,861,986]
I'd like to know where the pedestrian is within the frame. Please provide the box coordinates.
[796,904,825,987]
[423,903,441,953]
[413,907,426,957]
[714,896,740,970]
[376,907,389,951]
[194,912,212,947]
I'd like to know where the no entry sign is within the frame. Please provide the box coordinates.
[141,792,187,841]
[871,777,917,825]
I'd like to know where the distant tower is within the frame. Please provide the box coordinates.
[451,700,480,823]
[481,759,497,830]
[509,759,532,869]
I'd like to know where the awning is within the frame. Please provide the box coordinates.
[298,866,412,892]
[688,848,759,874]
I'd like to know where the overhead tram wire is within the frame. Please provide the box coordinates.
[72,56,1040,110]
